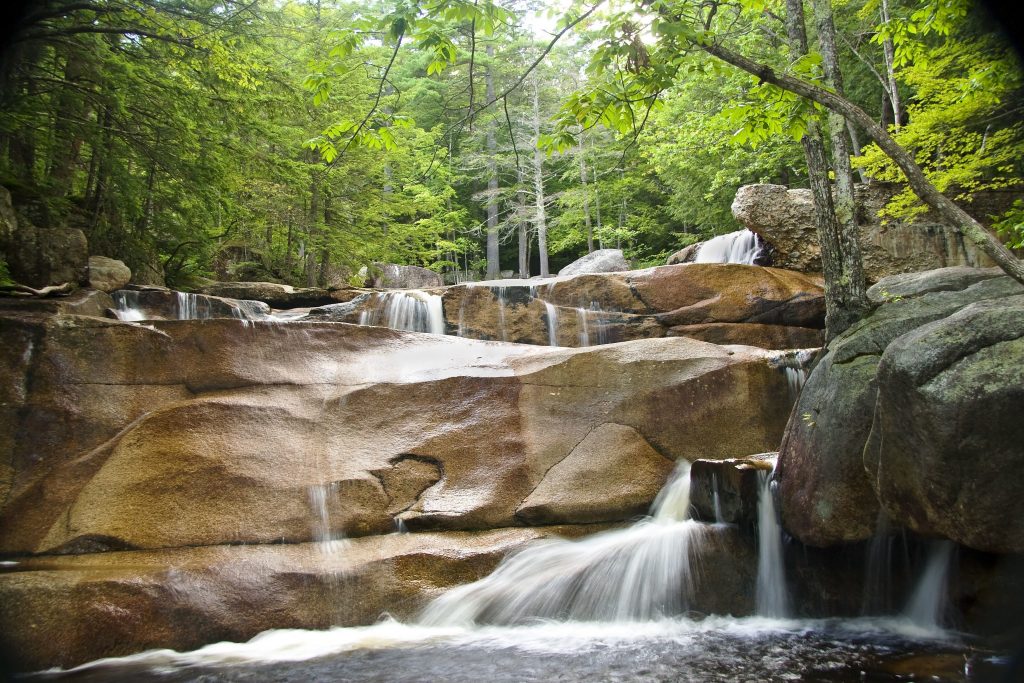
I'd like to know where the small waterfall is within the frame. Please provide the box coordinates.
[694,229,762,265]
[543,301,559,347]
[112,291,146,321]
[420,461,709,625]
[711,474,725,524]
[308,482,348,554]
[493,287,509,342]
[359,291,445,334]
[860,513,912,615]
[755,470,790,618]
[576,307,590,347]
[575,302,607,348]
[175,292,207,320]
[903,540,955,631]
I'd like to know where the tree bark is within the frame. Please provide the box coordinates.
[579,139,594,253]
[879,0,902,130]
[531,79,549,277]
[811,0,870,333]
[516,165,529,277]
[781,0,866,338]
[699,41,1024,286]
[485,45,500,279]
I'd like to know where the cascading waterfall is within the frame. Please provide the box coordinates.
[307,482,348,554]
[359,291,445,334]
[903,540,955,631]
[419,461,708,625]
[543,301,559,347]
[493,287,509,341]
[711,474,725,525]
[755,470,790,618]
[694,229,762,265]
[861,513,912,616]
[574,302,608,348]
[112,291,146,321]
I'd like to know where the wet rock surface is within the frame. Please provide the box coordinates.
[197,281,364,309]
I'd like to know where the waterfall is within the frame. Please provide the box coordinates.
[903,540,955,631]
[419,461,708,625]
[575,302,607,348]
[359,291,445,334]
[543,301,559,347]
[694,229,761,265]
[307,482,348,554]
[711,474,725,525]
[112,291,146,321]
[576,307,590,347]
[494,287,509,342]
[860,513,912,615]
[755,470,790,618]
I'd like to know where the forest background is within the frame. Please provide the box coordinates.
[0,0,1020,288]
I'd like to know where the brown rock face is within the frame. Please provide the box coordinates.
[0,316,796,556]
[197,281,364,309]
[515,424,675,524]
[0,187,88,288]
[732,183,1006,282]
[424,264,824,350]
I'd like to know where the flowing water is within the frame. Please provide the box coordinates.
[755,471,790,619]
[694,229,762,265]
[33,461,1010,683]
[358,291,445,334]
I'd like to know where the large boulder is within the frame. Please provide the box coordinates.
[369,263,444,289]
[775,267,1024,547]
[558,248,631,276]
[732,184,1004,282]
[0,317,797,555]
[866,296,1024,553]
[88,256,132,292]
[0,187,88,289]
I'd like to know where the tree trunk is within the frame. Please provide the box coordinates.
[593,165,603,249]
[781,0,866,339]
[699,39,1024,286]
[531,80,550,277]
[812,0,870,333]
[879,0,902,130]
[579,139,594,253]
[485,45,500,279]
[49,52,88,198]
[516,166,529,278]
[306,173,319,288]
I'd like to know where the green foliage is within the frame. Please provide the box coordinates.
[994,200,1024,249]
[854,7,1024,220]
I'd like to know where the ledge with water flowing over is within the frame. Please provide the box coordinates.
[303,263,827,350]
[2,266,1022,678]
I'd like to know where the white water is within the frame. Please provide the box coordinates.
[755,471,790,618]
[543,301,559,346]
[307,482,348,554]
[493,287,509,341]
[694,229,761,265]
[111,291,146,321]
[420,461,704,625]
[903,540,955,632]
[359,291,445,334]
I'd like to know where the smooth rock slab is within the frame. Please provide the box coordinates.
[0,316,797,554]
